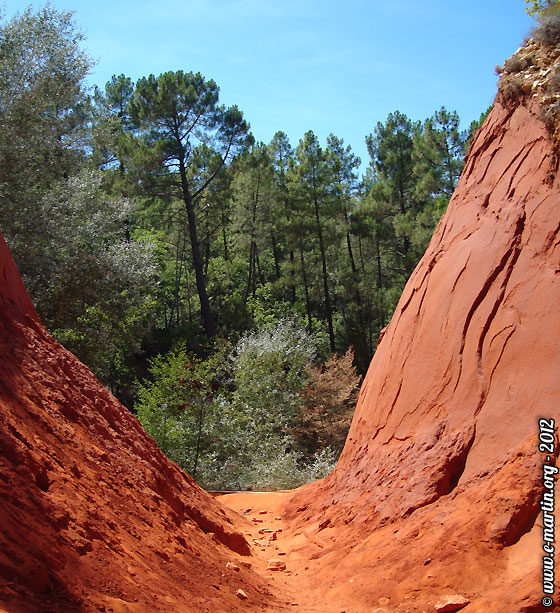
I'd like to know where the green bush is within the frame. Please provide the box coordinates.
[136,344,227,480]
[231,318,317,431]
[526,0,560,17]
[136,319,353,490]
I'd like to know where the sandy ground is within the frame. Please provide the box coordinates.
[217,491,365,613]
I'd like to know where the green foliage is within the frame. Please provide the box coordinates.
[20,170,157,390]
[0,6,161,400]
[413,107,466,200]
[230,143,276,303]
[126,69,250,338]
[224,445,337,491]
[135,319,342,490]
[136,344,227,478]
[291,131,338,352]
[366,111,419,274]
[206,319,345,489]
[127,70,249,196]
[465,107,492,152]
[231,318,316,429]
[526,0,559,16]
[91,74,134,179]
[0,5,90,243]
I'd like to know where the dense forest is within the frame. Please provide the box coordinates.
[0,6,488,489]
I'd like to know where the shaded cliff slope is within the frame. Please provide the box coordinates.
[283,38,560,612]
[0,234,274,612]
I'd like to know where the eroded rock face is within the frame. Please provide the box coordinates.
[286,66,560,612]
[0,235,271,611]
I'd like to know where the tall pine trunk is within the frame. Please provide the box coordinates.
[179,158,216,338]
[312,188,335,352]
[271,230,280,281]
[300,248,313,333]
[289,250,296,304]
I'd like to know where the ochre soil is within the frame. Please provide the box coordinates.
[219,490,356,613]
[219,490,475,613]
[218,480,544,612]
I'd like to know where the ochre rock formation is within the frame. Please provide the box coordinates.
[284,45,560,612]
[0,234,273,611]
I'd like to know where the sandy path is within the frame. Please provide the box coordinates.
[217,491,355,613]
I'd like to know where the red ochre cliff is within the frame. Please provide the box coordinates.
[281,39,560,612]
[0,233,274,611]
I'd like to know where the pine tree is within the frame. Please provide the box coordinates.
[413,107,465,201]
[230,143,274,302]
[293,131,336,352]
[127,71,250,338]
[325,134,370,365]
[269,131,297,303]
[366,111,419,276]
[92,74,134,181]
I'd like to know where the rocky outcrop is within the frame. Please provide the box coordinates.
[0,234,272,611]
[285,41,560,612]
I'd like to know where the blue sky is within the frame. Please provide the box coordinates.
[5,1,535,172]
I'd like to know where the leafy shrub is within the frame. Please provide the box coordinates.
[231,318,317,431]
[136,345,227,479]
[136,319,358,490]
[526,0,560,17]
[246,446,338,491]
[205,439,337,491]
[20,170,157,390]
[137,319,322,490]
